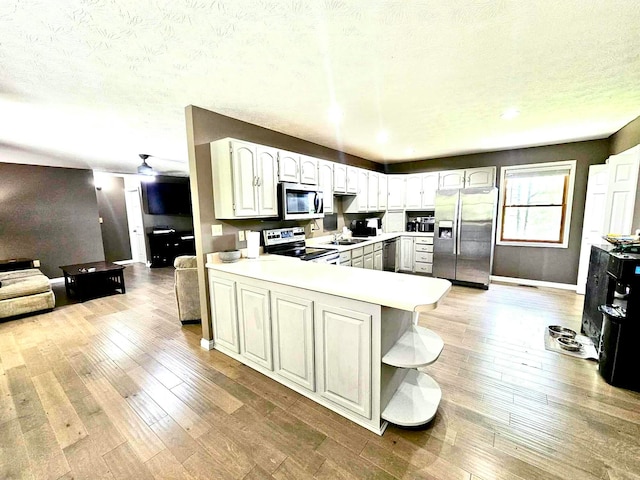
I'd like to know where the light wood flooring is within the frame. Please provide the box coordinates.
[1,264,639,480]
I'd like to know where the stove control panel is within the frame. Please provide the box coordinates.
[263,227,306,246]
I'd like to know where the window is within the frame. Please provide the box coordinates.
[497,160,576,248]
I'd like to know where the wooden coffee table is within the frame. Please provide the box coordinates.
[59,261,126,301]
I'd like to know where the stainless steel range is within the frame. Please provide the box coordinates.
[263,227,340,264]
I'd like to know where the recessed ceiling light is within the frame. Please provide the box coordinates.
[328,104,343,124]
[500,108,520,120]
[376,130,389,143]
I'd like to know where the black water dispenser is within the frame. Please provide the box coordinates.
[597,251,640,391]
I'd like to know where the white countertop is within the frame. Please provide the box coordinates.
[306,231,433,252]
[206,253,450,313]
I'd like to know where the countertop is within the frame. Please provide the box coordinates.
[206,253,451,313]
[306,231,434,252]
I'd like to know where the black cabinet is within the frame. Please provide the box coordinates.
[147,231,195,268]
[581,245,613,346]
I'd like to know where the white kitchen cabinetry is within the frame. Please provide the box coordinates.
[374,246,383,271]
[237,283,273,370]
[387,176,405,211]
[363,253,374,269]
[315,302,372,418]
[405,175,423,209]
[333,163,347,194]
[346,166,358,194]
[211,139,278,219]
[439,169,465,190]
[278,150,301,183]
[439,167,495,189]
[351,247,364,268]
[465,167,496,188]
[378,174,388,210]
[318,160,334,214]
[300,155,319,185]
[357,169,369,212]
[368,172,380,211]
[399,236,415,272]
[421,173,439,208]
[271,292,315,391]
[209,277,240,353]
[413,237,434,275]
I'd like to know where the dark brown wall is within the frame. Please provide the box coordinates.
[609,114,640,155]
[96,176,132,262]
[0,163,105,278]
[387,139,610,284]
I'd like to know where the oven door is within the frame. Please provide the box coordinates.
[280,183,324,220]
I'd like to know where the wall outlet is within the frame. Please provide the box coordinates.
[33,259,40,267]
[211,224,223,236]
[238,230,245,242]
[99,217,103,224]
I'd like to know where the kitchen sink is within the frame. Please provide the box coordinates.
[325,238,368,246]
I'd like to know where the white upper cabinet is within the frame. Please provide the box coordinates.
[465,167,496,188]
[256,146,279,217]
[346,166,358,194]
[278,150,300,183]
[387,175,405,210]
[378,174,388,210]
[300,155,319,185]
[211,139,278,219]
[421,173,439,208]
[439,169,465,190]
[333,163,347,193]
[367,172,379,211]
[405,175,423,209]
[439,167,495,189]
[357,169,369,212]
[318,160,334,214]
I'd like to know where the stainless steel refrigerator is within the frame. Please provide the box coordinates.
[432,187,498,289]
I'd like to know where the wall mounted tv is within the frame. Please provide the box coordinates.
[142,176,192,216]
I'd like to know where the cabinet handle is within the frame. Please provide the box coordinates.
[257,177,262,186]
[254,176,258,186]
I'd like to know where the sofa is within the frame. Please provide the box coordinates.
[0,268,55,319]
[174,256,201,324]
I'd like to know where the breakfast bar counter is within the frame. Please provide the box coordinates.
[206,254,451,435]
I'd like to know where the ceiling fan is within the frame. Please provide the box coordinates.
[137,154,157,176]
[136,154,188,177]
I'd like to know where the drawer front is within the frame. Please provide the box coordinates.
[415,244,433,253]
[415,252,433,263]
[415,237,434,245]
[339,251,351,262]
[414,262,433,274]
[374,242,383,251]
[351,247,364,258]
[363,244,374,255]
[340,260,351,267]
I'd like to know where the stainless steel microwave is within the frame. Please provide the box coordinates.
[279,182,324,220]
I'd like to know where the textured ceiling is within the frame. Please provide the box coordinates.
[1,1,639,175]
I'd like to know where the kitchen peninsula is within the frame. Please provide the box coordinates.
[206,254,451,435]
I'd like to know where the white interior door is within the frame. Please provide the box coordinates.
[124,177,147,264]
[576,164,609,294]
[603,151,639,235]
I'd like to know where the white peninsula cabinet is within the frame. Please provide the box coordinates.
[207,256,451,435]
[210,139,278,219]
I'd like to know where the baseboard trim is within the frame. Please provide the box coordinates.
[490,275,577,291]
[200,338,215,350]
[114,259,137,265]
[49,277,65,284]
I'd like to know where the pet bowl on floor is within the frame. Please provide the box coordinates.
[556,337,583,352]
[548,325,576,339]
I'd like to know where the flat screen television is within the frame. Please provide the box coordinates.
[142,177,192,216]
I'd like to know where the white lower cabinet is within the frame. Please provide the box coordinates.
[236,283,273,370]
[363,253,374,269]
[373,249,383,271]
[271,292,315,391]
[400,236,414,271]
[209,277,240,353]
[207,267,442,436]
[314,302,372,419]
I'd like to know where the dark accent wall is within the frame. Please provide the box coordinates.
[609,114,640,155]
[96,176,132,262]
[0,163,105,278]
[387,140,610,284]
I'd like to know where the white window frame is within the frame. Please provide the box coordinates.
[496,160,577,248]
